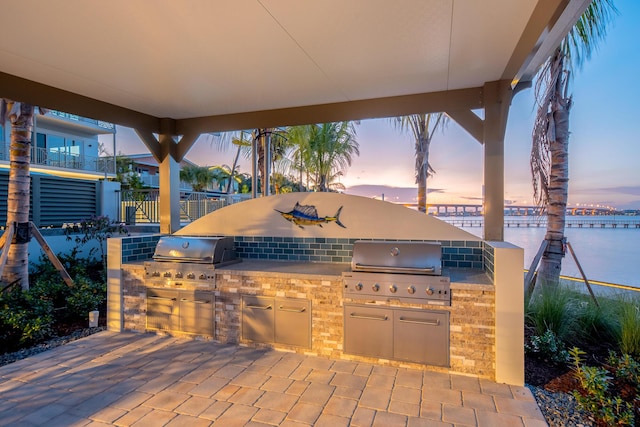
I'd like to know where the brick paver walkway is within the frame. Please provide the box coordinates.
[0,332,547,426]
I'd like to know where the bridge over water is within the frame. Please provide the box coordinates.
[425,204,617,217]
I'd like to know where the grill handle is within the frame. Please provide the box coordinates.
[353,263,436,274]
[349,312,388,321]
[398,317,440,326]
[148,296,177,302]
[246,304,273,310]
[278,306,306,313]
[181,298,211,304]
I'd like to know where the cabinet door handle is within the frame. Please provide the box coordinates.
[278,306,306,313]
[246,304,273,310]
[349,313,388,321]
[398,317,440,326]
[181,298,211,304]
[148,296,176,301]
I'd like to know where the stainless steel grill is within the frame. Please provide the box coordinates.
[144,236,240,288]
[343,241,450,305]
[343,240,450,367]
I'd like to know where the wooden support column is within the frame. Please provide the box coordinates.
[158,132,180,234]
[482,81,512,242]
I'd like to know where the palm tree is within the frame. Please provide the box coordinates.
[253,128,289,195]
[0,100,35,289]
[289,122,358,192]
[392,114,447,213]
[530,0,616,287]
[180,165,215,192]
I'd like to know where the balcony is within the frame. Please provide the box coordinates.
[0,142,116,175]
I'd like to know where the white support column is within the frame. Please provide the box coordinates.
[159,153,180,234]
[490,241,525,385]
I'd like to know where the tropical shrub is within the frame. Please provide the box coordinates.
[526,285,579,344]
[618,297,640,358]
[525,329,569,363]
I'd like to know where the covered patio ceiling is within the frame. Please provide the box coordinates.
[0,0,590,238]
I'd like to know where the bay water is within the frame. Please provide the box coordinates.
[447,216,640,290]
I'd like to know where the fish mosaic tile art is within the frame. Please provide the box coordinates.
[275,202,346,229]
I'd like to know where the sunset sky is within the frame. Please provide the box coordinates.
[112,0,640,210]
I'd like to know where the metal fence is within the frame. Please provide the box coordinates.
[119,189,249,224]
[0,143,116,174]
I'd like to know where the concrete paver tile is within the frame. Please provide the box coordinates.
[110,391,153,410]
[323,395,358,417]
[494,396,546,420]
[423,371,451,389]
[89,406,128,423]
[372,365,398,377]
[261,375,293,392]
[462,391,497,411]
[408,417,454,427]
[442,403,477,426]
[83,420,113,426]
[360,386,392,410]
[299,382,336,406]
[212,363,247,379]
[331,371,368,389]
[423,386,462,405]
[165,380,196,394]
[396,368,424,389]
[523,418,549,427]
[213,403,259,427]
[372,410,409,427]
[230,371,270,388]
[389,400,420,417]
[165,413,212,427]
[476,409,526,427]
[131,408,177,426]
[198,400,232,421]
[255,390,299,412]
[299,356,334,370]
[420,401,443,420]
[353,363,373,377]
[69,392,122,417]
[251,352,283,367]
[189,376,230,397]
[392,385,422,404]
[174,396,214,416]
[285,379,310,396]
[213,384,241,401]
[47,412,93,427]
[451,374,481,393]
[227,386,265,405]
[267,359,302,378]
[279,421,311,427]
[351,406,376,427]
[113,406,153,426]
[479,379,514,398]
[305,369,335,384]
[315,413,351,427]
[367,373,396,389]
[286,402,323,424]
[251,407,287,425]
[134,374,177,393]
[20,403,70,425]
[334,385,363,399]
[330,360,358,374]
[142,390,190,411]
[510,385,537,401]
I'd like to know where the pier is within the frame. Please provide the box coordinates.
[425,203,620,217]
[443,218,640,228]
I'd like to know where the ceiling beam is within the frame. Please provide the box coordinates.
[502,0,591,87]
[0,71,159,134]
[176,87,484,135]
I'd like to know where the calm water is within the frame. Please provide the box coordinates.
[450,216,640,289]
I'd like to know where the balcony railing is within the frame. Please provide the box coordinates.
[0,143,116,174]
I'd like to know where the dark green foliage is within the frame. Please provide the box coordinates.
[1,253,107,353]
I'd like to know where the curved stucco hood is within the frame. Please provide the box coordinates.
[177,193,480,242]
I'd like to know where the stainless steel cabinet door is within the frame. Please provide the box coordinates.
[179,290,214,335]
[344,304,393,359]
[275,298,311,348]
[146,288,178,332]
[241,295,275,343]
[393,309,449,367]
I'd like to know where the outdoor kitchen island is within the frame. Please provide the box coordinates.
[108,192,524,385]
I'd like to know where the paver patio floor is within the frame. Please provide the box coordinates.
[0,331,547,426]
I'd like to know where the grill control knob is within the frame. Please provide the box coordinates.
[407,285,416,295]
[164,272,172,278]
[355,283,363,291]
[372,283,380,292]
[389,285,397,293]
[426,287,434,296]
[199,273,207,280]
[152,271,160,277]
[175,272,183,279]
[187,273,195,280]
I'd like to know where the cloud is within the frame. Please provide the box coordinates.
[601,186,640,196]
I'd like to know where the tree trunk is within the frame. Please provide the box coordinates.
[4,103,34,290]
[415,132,429,213]
[539,73,571,287]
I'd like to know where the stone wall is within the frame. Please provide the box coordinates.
[120,263,496,380]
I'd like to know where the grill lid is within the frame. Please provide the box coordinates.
[152,236,238,264]
[351,240,442,275]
